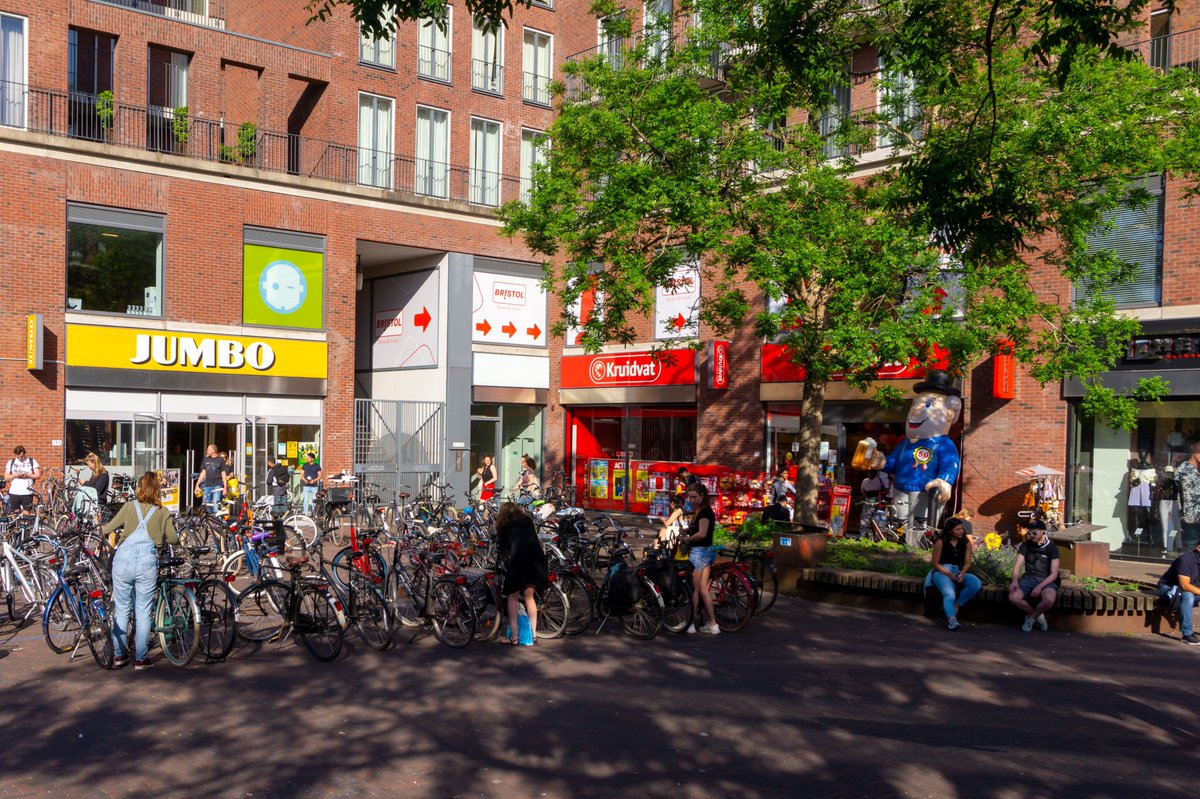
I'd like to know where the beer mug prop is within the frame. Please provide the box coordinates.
[852,437,877,470]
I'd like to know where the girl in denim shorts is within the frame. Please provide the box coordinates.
[682,482,720,634]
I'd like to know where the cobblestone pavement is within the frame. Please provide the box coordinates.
[1,597,1196,799]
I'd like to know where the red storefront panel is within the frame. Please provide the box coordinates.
[562,349,697,389]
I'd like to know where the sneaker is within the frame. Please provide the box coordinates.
[134,659,154,671]
[112,656,129,669]
[700,623,721,635]
[947,617,960,631]
[1035,614,1049,632]
[685,624,697,634]
[1183,633,1200,646]
[1021,616,1035,632]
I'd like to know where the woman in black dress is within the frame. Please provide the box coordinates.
[495,502,549,645]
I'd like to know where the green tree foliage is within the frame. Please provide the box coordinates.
[493,0,1200,520]
[306,0,532,37]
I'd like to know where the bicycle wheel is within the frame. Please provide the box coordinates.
[431,578,476,649]
[236,580,289,641]
[156,584,200,667]
[349,575,394,651]
[748,555,778,614]
[385,567,421,628]
[535,580,569,640]
[660,580,695,634]
[284,513,319,549]
[42,586,82,654]
[618,578,663,640]
[195,578,237,661]
[558,571,594,636]
[296,585,343,662]
[329,546,387,592]
[81,594,114,670]
[470,577,503,643]
[709,567,754,633]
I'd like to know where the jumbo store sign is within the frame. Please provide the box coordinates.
[561,350,696,389]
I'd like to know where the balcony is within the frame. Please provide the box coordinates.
[1128,26,1200,74]
[522,71,552,106]
[471,59,504,95]
[98,0,226,30]
[0,81,523,210]
[418,45,451,83]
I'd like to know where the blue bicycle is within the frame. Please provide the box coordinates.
[41,548,114,669]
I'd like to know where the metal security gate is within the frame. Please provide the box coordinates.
[353,399,445,500]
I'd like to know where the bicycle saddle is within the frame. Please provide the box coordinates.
[285,554,310,570]
[158,557,185,569]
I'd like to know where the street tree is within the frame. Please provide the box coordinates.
[495,0,1200,522]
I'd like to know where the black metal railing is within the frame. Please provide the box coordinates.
[0,81,524,208]
[471,58,504,94]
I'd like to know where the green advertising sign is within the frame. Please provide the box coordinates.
[242,244,324,329]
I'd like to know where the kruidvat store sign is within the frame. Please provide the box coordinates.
[560,349,697,404]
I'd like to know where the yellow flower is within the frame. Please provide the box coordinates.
[985,533,1003,551]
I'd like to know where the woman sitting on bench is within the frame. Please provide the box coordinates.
[925,516,982,631]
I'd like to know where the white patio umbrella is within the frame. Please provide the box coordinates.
[1013,464,1065,479]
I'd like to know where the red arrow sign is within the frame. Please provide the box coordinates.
[501,321,517,338]
[475,319,492,336]
[414,306,431,332]
[527,323,542,340]
[672,313,687,331]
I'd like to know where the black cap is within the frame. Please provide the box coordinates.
[913,369,961,397]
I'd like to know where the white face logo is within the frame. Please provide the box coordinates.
[260,261,307,314]
[906,392,963,441]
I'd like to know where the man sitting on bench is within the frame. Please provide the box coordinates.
[1157,538,1200,646]
[1008,522,1061,632]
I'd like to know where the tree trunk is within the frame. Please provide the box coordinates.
[794,375,827,527]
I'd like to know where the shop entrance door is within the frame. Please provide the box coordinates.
[133,414,164,475]
[245,416,269,499]
[470,415,500,500]
[165,421,240,509]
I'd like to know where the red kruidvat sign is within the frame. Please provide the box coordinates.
[562,349,697,388]
[760,343,949,383]
[711,340,730,389]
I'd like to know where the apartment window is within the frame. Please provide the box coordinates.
[819,81,851,159]
[530,0,553,7]
[523,29,552,106]
[66,204,165,317]
[358,93,394,189]
[1075,176,1164,308]
[878,55,921,148]
[415,105,450,198]
[472,17,504,95]
[469,117,502,206]
[147,47,189,154]
[360,14,396,69]
[418,6,452,83]
[0,13,27,128]
[1150,9,1171,72]
[644,0,672,63]
[598,15,625,69]
[520,128,548,202]
[67,28,116,142]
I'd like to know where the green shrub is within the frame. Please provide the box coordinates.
[96,90,114,130]
[172,105,189,144]
[971,544,1019,586]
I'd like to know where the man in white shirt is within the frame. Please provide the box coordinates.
[5,445,42,514]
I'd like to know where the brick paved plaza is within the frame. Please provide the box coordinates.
[2,599,1196,799]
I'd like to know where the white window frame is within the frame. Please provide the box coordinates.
[520,127,548,202]
[644,0,672,63]
[415,104,451,199]
[357,92,394,189]
[0,12,28,130]
[522,28,553,106]
[359,13,396,69]
[530,0,553,8]
[418,5,453,83]
[469,116,503,206]
[597,14,625,69]
[877,53,920,149]
[471,16,504,95]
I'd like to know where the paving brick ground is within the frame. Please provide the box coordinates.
[1,596,1197,799]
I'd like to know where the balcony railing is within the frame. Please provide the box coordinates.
[1127,26,1200,74]
[0,81,523,209]
[418,45,452,83]
[101,0,226,30]
[471,59,504,94]
[522,71,552,105]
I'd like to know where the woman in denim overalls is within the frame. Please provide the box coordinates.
[102,471,179,670]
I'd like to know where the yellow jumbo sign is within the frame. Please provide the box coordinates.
[66,324,327,379]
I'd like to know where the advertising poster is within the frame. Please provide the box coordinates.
[634,463,653,504]
[157,468,181,513]
[654,260,700,340]
[613,467,626,499]
[589,459,609,499]
[829,485,854,537]
[471,271,548,347]
[243,244,324,330]
[372,269,440,369]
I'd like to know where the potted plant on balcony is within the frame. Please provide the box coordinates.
[95,90,114,140]
[171,105,189,149]
[219,121,258,165]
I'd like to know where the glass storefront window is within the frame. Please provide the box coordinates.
[65,419,133,466]
[469,404,543,500]
[66,205,165,316]
[1070,401,1200,559]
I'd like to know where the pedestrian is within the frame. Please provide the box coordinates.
[769,466,794,506]
[4,445,42,514]
[1008,524,1061,632]
[476,454,497,502]
[103,471,180,670]
[925,515,982,630]
[194,443,228,513]
[1156,538,1200,645]
[266,456,290,551]
[495,501,549,645]
[676,466,700,495]
[512,453,540,504]
[682,482,720,635]
[656,492,686,545]
[762,491,792,527]
[74,452,109,519]
[1175,440,1200,551]
[300,451,322,515]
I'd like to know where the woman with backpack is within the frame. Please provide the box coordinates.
[102,472,180,670]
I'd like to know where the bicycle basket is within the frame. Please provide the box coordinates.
[644,557,678,597]
[558,513,587,540]
[606,563,645,613]
[327,487,353,506]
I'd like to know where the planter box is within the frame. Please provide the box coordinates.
[773,530,827,568]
